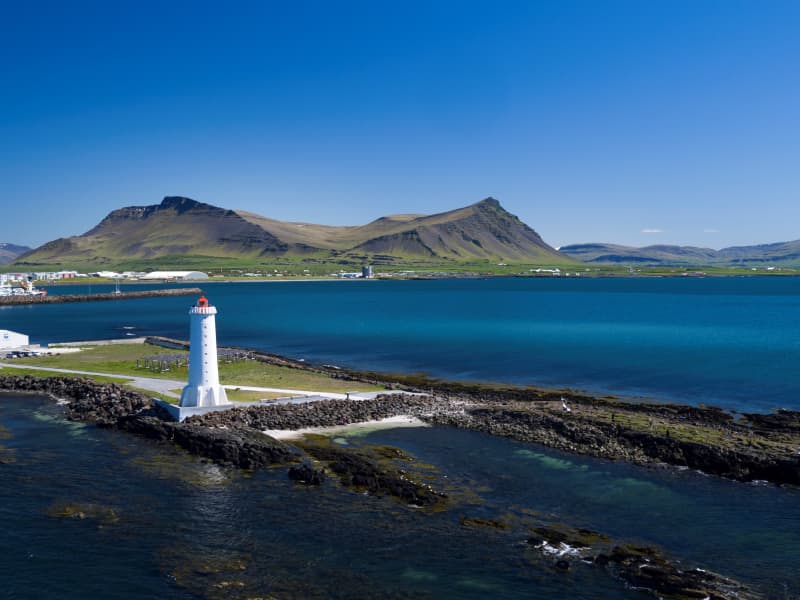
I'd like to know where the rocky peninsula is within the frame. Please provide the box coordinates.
[1,361,794,598]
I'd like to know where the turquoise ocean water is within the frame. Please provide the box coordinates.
[6,276,800,412]
[1,277,799,598]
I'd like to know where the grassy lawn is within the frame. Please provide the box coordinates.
[9,343,383,393]
[216,360,384,393]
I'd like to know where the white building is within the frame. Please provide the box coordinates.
[140,271,209,281]
[0,330,30,349]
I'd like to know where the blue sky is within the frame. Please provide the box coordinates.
[1,1,798,249]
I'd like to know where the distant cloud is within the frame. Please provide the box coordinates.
[703,228,720,233]
[641,228,663,234]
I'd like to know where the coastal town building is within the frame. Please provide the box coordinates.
[140,271,208,281]
[0,329,29,349]
[2,271,79,282]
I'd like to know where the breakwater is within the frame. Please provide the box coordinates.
[0,287,202,305]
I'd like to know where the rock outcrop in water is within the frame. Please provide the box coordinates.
[118,415,299,467]
[297,439,447,508]
[526,524,760,600]
[0,373,775,599]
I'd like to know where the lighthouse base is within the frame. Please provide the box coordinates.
[179,385,230,408]
[155,399,236,423]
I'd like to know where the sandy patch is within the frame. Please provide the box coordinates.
[263,415,428,440]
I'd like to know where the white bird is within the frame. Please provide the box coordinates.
[561,397,571,412]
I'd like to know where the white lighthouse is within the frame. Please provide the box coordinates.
[179,295,229,408]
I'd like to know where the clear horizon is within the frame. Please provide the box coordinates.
[2,1,798,249]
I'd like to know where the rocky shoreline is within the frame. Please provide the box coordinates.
[146,337,800,486]
[428,399,800,486]
[0,373,777,599]
[0,375,447,507]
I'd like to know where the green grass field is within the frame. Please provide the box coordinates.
[7,343,384,394]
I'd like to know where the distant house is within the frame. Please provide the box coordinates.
[140,271,209,281]
[0,330,29,349]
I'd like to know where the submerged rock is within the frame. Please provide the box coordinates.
[298,441,447,508]
[288,463,326,485]
[527,525,761,600]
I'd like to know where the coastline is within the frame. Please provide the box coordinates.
[0,374,773,599]
[5,336,800,487]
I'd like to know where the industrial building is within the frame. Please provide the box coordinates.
[0,330,30,349]
[139,271,209,281]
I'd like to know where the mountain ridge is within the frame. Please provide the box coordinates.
[560,241,800,266]
[0,243,32,265]
[13,196,571,269]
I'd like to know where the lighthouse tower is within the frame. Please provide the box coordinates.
[179,296,229,408]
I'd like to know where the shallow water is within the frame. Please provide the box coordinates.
[0,394,640,599]
[5,277,800,412]
[1,394,798,598]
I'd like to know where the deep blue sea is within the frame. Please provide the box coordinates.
[2,277,800,598]
[5,277,800,412]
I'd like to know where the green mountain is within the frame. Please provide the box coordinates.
[560,242,800,266]
[0,243,32,265]
[13,196,572,270]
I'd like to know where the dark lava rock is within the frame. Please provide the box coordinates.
[187,395,439,431]
[288,463,326,485]
[0,375,152,426]
[118,416,298,467]
[460,515,509,530]
[593,554,610,566]
[527,525,608,549]
[0,375,300,469]
[526,526,758,600]
[299,443,447,508]
[607,544,758,600]
[744,408,800,433]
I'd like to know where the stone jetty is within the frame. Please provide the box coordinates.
[0,287,202,306]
